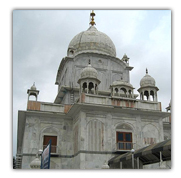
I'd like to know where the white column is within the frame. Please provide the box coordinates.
[137,157,139,169]
[120,162,122,169]
[80,82,82,94]
[87,81,88,94]
[155,92,158,102]
[132,153,134,169]
[93,82,95,94]
[132,90,134,98]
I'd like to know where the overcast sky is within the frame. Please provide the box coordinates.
[13,10,171,156]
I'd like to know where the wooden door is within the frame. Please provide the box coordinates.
[43,135,57,153]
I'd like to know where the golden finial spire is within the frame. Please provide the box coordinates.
[90,10,96,26]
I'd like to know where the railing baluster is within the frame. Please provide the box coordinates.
[116,142,133,151]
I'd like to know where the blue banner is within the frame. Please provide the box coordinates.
[41,139,51,169]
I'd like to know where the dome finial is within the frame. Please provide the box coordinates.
[146,68,148,74]
[90,10,96,26]
[31,82,36,90]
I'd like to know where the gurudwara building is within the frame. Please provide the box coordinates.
[16,11,171,169]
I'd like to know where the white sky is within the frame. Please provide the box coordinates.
[13,10,171,156]
[4,1,181,176]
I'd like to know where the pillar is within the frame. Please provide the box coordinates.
[93,82,95,94]
[137,157,139,169]
[155,92,158,102]
[120,162,122,169]
[87,81,88,94]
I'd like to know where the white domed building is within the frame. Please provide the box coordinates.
[16,11,171,169]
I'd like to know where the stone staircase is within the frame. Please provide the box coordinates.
[16,154,22,169]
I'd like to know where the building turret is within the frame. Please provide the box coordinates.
[110,78,135,98]
[138,69,159,101]
[166,100,171,112]
[27,83,39,101]
[77,60,101,95]
[122,53,130,64]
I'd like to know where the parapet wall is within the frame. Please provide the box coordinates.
[27,101,72,113]
[80,93,162,111]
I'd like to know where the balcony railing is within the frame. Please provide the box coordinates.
[43,145,58,153]
[116,142,133,151]
[163,116,171,123]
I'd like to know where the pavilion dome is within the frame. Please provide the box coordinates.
[112,80,133,88]
[30,156,41,169]
[80,63,98,79]
[30,83,37,90]
[140,69,156,87]
[68,26,116,57]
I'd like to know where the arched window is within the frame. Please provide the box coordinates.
[115,88,119,96]
[88,82,94,94]
[150,90,154,101]
[28,94,37,101]
[41,127,59,154]
[82,82,87,93]
[144,90,149,100]
[115,123,133,151]
[43,135,57,153]
[128,90,132,98]
[120,88,127,97]
[67,48,75,57]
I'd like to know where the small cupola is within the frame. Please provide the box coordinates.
[122,53,129,63]
[30,154,41,169]
[110,77,135,98]
[27,82,39,101]
[77,60,101,95]
[138,69,159,101]
[166,99,171,112]
[140,68,156,87]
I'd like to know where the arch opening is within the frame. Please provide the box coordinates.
[150,90,154,101]
[115,88,119,96]
[88,82,94,94]
[82,82,87,93]
[144,90,149,100]
[120,88,127,97]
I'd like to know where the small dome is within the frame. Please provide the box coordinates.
[122,53,129,63]
[80,63,98,79]
[123,54,127,58]
[30,156,41,169]
[140,69,155,87]
[101,161,110,169]
[169,99,171,107]
[31,82,36,90]
[112,80,133,88]
[68,26,116,57]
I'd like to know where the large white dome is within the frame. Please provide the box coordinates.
[68,26,116,57]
